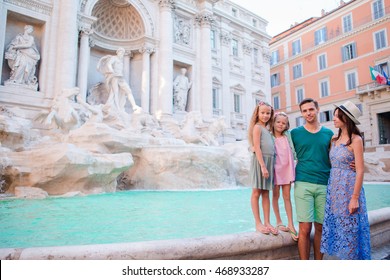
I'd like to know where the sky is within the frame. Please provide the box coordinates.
[230,0,346,36]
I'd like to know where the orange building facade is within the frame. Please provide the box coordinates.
[270,0,390,147]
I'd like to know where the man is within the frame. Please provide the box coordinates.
[97,47,141,113]
[291,98,334,260]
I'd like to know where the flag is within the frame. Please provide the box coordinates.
[382,69,390,85]
[370,66,387,85]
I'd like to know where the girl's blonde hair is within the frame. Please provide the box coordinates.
[248,101,274,147]
[270,111,290,135]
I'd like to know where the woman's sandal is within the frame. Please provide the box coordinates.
[267,225,279,236]
[276,224,289,232]
[289,228,298,241]
[256,226,271,235]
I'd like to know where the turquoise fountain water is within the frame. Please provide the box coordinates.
[0,183,389,249]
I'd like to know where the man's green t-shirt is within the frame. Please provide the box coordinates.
[291,126,334,185]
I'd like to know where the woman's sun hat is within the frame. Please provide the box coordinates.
[334,100,362,125]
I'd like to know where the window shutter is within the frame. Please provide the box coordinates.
[352,42,357,58]
[341,46,346,62]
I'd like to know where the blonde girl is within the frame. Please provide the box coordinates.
[270,112,298,241]
[248,101,278,235]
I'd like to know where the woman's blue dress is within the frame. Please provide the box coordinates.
[320,143,371,260]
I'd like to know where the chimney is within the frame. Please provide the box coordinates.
[340,0,346,6]
[321,9,326,16]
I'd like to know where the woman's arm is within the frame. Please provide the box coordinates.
[348,135,364,214]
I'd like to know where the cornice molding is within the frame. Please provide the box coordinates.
[4,0,53,15]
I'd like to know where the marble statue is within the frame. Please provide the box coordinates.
[76,93,104,124]
[173,68,192,112]
[5,25,40,88]
[36,87,81,132]
[97,48,141,113]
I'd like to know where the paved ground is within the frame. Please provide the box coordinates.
[322,242,390,260]
[372,242,390,260]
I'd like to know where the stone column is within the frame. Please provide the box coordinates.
[123,51,132,84]
[140,46,154,113]
[157,0,175,118]
[243,41,253,112]
[55,0,79,94]
[77,27,93,102]
[195,11,214,120]
[220,29,232,126]
[262,45,272,104]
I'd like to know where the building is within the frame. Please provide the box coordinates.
[270,0,390,147]
[0,0,272,141]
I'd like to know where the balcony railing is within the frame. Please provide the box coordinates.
[230,112,247,128]
[356,81,389,100]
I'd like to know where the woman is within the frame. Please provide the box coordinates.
[5,25,40,86]
[320,101,371,260]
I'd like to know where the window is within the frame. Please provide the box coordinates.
[271,50,279,66]
[374,30,387,50]
[373,0,384,20]
[232,8,237,17]
[318,53,327,70]
[253,48,259,65]
[320,79,329,97]
[342,14,352,33]
[375,62,389,76]
[378,112,390,144]
[296,87,304,104]
[320,110,333,123]
[296,116,305,126]
[315,27,327,45]
[252,19,257,27]
[234,94,241,113]
[346,71,357,90]
[293,64,302,79]
[273,95,280,110]
[212,88,219,110]
[210,30,216,49]
[292,39,301,56]
[232,39,238,56]
[342,42,357,62]
[271,73,280,87]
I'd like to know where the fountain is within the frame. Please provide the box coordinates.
[0,47,250,197]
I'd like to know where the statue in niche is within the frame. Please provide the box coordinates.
[5,25,40,88]
[173,68,192,112]
[97,47,141,114]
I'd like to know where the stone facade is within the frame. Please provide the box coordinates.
[0,0,271,140]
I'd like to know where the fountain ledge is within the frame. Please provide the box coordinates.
[1,207,389,260]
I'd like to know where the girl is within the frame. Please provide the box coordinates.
[270,112,298,241]
[248,101,277,235]
[320,101,371,259]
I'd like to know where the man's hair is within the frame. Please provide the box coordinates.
[299,98,319,111]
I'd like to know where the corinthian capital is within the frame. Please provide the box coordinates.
[195,12,214,27]
[139,45,155,54]
[243,44,252,55]
[159,0,175,9]
[79,26,93,36]
[220,31,231,46]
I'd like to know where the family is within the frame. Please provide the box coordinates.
[248,98,371,260]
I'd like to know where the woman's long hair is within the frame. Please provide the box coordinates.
[334,108,362,146]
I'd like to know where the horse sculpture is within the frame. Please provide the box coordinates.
[179,112,226,146]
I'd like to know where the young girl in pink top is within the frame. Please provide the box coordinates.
[271,112,298,241]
